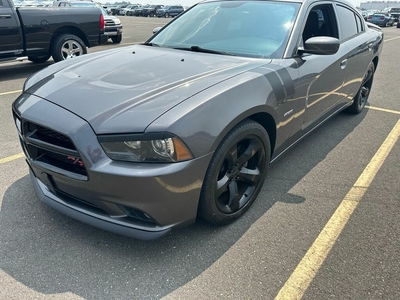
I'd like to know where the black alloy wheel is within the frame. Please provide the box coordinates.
[346,61,375,114]
[199,120,270,225]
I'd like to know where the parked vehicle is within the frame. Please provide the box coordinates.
[132,5,149,16]
[53,1,123,44]
[142,5,163,17]
[364,9,379,21]
[100,6,123,43]
[367,13,395,27]
[125,5,140,16]
[116,5,128,15]
[156,5,184,18]
[0,0,106,63]
[110,5,125,15]
[13,0,383,240]
[382,7,400,22]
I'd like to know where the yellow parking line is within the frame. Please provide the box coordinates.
[275,119,400,300]
[367,105,400,115]
[385,36,400,42]
[0,90,22,96]
[0,153,25,164]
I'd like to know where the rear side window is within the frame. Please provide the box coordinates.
[336,5,358,40]
[355,14,364,32]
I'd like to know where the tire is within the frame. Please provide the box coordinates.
[150,12,154,17]
[198,120,270,225]
[346,61,375,114]
[28,55,51,63]
[51,34,87,62]
[397,22,400,28]
[385,21,388,27]
[165,12,169,18]
[111,34,122,44]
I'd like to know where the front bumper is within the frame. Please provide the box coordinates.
[105,25,123,37]
[13,94,213,240]
[30,170,170,240]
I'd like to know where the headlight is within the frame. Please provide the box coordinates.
[114,18,121,25]
[98,133,193,163]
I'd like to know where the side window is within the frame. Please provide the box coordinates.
[336,5,358,40]
[0,0,3,7]
[355,14,364,32]
[303,4,338,44]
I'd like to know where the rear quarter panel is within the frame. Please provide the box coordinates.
[17,7,102,55]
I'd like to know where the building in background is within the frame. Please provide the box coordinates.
[360,1,400,10]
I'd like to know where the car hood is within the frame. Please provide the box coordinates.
[26,45,271,134]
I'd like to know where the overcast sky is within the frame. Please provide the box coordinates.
[100,0,362,9]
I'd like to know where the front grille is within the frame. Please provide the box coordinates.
[19,119,88,179]
[27,123,75,150]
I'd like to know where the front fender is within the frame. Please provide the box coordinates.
[147,71,279,158]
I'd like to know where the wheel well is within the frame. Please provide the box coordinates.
[247,113,276,158]
[51,26,89,48]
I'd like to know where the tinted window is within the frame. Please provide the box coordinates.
[151,1,300,58]
[302,5,338,44]
[336,5,358,40]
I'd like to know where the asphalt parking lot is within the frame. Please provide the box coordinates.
[1,16,400,300]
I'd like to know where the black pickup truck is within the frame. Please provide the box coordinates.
[0,0,107,63]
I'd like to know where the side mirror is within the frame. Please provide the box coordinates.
[152,27,162,34]
[301,36,340,55]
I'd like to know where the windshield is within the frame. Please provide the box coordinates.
[149,1,300,59]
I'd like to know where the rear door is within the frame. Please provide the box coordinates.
[335,4,374,100]
[0,0,23,58]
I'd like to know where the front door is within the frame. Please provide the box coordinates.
[299,4,349,129]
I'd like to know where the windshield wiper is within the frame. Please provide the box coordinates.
[174,45,235,56]
[142,42,160,47]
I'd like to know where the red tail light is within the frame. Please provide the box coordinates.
[380,17,385,20]
[100,14,105,31]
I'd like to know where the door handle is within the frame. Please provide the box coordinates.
[0,15,12,19]
[340,59,347,70]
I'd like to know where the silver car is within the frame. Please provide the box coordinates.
[13,0,383,240]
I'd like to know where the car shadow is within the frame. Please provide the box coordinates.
[0,110,366,299]
[0,61,53,82]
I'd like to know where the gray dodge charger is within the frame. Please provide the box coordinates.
[13,0,383,240]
